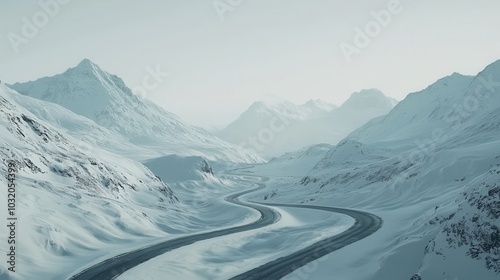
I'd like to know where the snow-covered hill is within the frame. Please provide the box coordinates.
[348,74,475,143]
[9,59,262,163]
[270,143,333,162]
[0,84,183,279]
[144,155,215,183]
[421,165,500,279]
[251,60,500,279]
[219,91,395,158]
[3,86,143,158]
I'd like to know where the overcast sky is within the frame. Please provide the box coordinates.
[1,0,500,127]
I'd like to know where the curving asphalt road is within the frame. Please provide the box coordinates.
[229,202,382,280]
[67,184,281,280]
[67,174,382,280]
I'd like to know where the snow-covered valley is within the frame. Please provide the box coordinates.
[248,61,500,279]
[1,59,499,280]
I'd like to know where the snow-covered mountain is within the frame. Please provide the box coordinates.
[0,84,183,279]
[347,74,476,143]
[252,60,500,279]
[328,88,397,135]
[422,165,500,279]
[218,99,312,142]
[4,86,142,158]
[218,91,395,158]
[302,99,337,117]
[8,59,262,163]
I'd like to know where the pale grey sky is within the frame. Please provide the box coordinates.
[1,0,500,127]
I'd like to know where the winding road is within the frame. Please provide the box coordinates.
[67,183,280,280]
[229,202,382,279]
[67,175,382,280]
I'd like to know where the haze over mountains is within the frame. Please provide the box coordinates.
[1,59,499,280]
[8,58,399,161]
[8,59,261,163]
[255,60,500,279]
[218,88,397,158]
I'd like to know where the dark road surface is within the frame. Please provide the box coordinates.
[67,184,280,280]
[229,202,382,280]
[68,175,382,280]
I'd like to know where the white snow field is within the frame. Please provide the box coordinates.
[118,189,354,280]
[0,84,179,279]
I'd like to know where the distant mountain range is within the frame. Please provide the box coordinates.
[218,89,397,158]
[259,59,500,279]
[3,57,499,279]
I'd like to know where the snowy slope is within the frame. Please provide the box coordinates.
[348,74,476,144]
[302,99,337,117]
[3,88,144,158]
[249,60,500,279]
[0,84,185,279]
[421,165,500,279]
[218,99,314,144]
[219,91,395,158]
[305,62,500,193]
[9,59,262,163]
[329,89,398,137]
[217,99,328,158]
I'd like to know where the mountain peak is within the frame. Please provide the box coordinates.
[68,59,104,76]
[9,59,123,125]
[340,89,394,111]
[248,100,270,111]
[302,99,336,112]
[78,58,94,65]
[8,62,261,163]
[352,88,385,98]
[247,95,297,113]
[419,72,474,95]
[441,72,470,82]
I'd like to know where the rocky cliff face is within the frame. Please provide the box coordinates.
[423,164,500,278]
